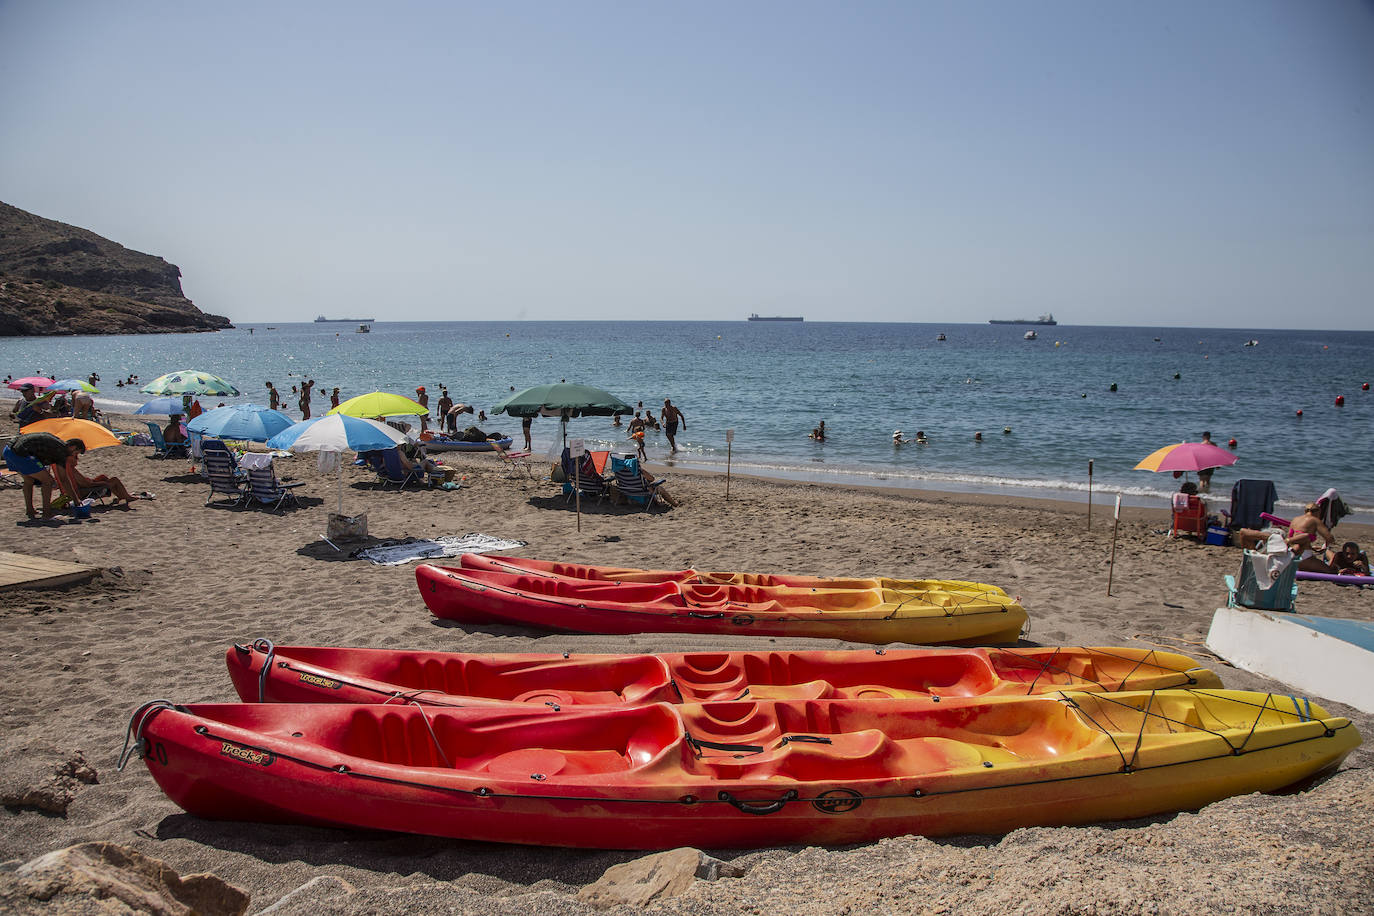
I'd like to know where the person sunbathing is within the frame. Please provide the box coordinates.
[62,439,143,506]
[1332,542,1370,576]
[1235,502,1336,572]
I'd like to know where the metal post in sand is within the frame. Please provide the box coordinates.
[1087,459,1094,530]
[725,429,734,500]
[1107,493,1121,596]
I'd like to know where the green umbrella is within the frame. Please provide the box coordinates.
[492,383,633,419]
[140,370,240,397]
[328,391,428,419]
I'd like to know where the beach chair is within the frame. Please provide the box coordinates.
[560,448,611,504]
[146,422,188,459]
[203,450,248,507]
[243,456,304,512]
[1169,493,1207,539]
[611,454,668,511]
[379,447,431,489]
[494,446,535,478]
[1227,479,1276,531]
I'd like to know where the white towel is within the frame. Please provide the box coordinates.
[354,533,527,565]
[237,453,274,470]
[317,451,342,473]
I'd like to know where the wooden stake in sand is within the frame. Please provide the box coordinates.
[1106,493,1121,596]
[1087,459,1093,530]
[725,428,734,500]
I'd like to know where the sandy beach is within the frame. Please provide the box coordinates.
[2,416,1371,914]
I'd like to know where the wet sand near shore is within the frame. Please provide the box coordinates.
[2,415,1371,914]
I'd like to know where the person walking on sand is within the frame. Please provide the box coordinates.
[265,381,280,411]
[415,387,429,432]
[660,399,686,452]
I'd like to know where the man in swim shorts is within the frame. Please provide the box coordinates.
[660,399,685,452]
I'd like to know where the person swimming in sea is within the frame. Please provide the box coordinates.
[809,420,826,441]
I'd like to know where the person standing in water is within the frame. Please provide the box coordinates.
[265,381,280,411]
[660,398,686,452]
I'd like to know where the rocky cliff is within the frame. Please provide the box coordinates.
[0,201,232,336]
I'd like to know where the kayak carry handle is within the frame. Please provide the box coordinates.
[717,789,798,815]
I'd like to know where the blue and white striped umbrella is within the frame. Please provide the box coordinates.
[134,397,191,415]
[266,414,410,516]
[187,404,295,443]
[266,414,407,453]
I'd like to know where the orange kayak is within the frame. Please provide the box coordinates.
[226,639,1222,706]
[125,690,1359,849]
[417,562,1028,645]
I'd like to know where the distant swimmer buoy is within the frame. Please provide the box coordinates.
[1109,383,1118,392]
[1335,395,1345,406]
[1173,373,1181,380]
[1228,438,1237,449]
[1002,427,1011,434]
[1364,382,1370,390]
[1296,409,1303,417]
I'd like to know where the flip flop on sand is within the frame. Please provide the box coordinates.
[139,491,156,500]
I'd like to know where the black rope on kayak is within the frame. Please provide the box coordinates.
[1126,691,1158,772]
[1056,694,1132,772]
[399,698,451,768]
[116,699,177,772]
[251,638,276,703]
[686,734,765,758]
[177,717,1354,810]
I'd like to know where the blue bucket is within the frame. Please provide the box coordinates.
[72,504,92,519]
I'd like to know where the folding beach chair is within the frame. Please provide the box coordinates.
[146,422,188,460]
[560,448,611,504]
[242,454,304,512]
[611,454,668,511]
[1169,493,1207,539]
[379,447,432,489]
[203,449,248,507]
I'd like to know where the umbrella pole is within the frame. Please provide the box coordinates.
[1087,459,1093,530]
[338,460,344,515]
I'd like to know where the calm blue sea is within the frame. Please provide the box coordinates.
[4,321,1371,517]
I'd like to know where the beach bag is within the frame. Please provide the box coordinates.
[1233,536,1297,611]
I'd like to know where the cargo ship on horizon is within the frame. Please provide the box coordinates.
[748,313,803,322]
[989,313,1057,326]
[315,315,376,323]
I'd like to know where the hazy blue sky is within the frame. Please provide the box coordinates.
[3,1,1371,327]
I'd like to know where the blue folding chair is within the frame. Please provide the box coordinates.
[611,454,668,511]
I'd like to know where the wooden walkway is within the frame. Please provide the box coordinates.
[0,551,99,591]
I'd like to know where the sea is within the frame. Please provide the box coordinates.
[4,321,1371,519]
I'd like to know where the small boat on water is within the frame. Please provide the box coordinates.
[416,556,1029,645]
[936,333,946,341]
[356,324,371,333]
[224,640,1223,707]
[421,435,513,453]
[124,688,1359,849]
[1244,339,1259,347]
[1024,330,1038,340]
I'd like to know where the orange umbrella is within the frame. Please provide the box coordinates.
[20,418,122,450]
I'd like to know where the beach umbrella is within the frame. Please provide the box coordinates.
[140,370,240,397]
[47,379,100,393]
[20,418,122,450]
[267,415,409,514]
[7,376,55,390]
[1134,442,1239,473]
[492,383,634,418]
[328,391,428,419]
[187,404,295,443]
[134,397,190,415]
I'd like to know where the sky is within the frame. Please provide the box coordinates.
[2,1,1372,328]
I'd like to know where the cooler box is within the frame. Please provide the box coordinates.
[1205,525,1230,546]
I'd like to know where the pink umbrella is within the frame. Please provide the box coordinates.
[1134,442,1239,473]
[7,376,55,390]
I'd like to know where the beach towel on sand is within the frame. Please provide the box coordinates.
[354,533,527,565]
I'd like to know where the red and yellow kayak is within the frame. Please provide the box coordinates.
[416,560,1028,645]
[126,690,1359,849]
[226,639,1222,707]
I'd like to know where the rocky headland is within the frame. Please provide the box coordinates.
[0,201,232,336]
